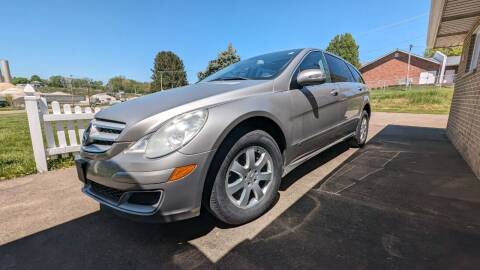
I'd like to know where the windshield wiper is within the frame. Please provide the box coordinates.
[210,76,249,81]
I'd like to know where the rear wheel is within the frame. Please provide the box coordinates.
[207,130,282,225]
[349,110,369,148]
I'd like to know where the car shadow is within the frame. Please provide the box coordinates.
[298,87,320,118]
[214,125,480,269]
[0,143,352,270]
[0,207,218,269]
[280,141,350,191]
[6,125,478,269]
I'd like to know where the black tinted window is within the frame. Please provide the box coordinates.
[290,51,328,89]
[324,54,354,82]
[202,49,301,81]
[347,64,364,83]
[298,51,326,72]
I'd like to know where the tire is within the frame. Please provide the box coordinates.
[349,110,370,148]
[207,129,282,225]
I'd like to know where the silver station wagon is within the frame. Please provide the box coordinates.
[76,48,370,225]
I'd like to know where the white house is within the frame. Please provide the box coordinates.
[90,93,117,104]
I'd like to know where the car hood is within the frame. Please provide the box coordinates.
[95,80,272,128]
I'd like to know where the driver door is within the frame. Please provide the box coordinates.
[288,51,342,162]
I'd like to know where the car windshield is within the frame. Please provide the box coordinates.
[201,49,301,82]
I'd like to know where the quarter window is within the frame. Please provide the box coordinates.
[324,53,354,82]
[347,64,364,83]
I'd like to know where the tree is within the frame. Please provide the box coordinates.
[11,77,29,85]
[151,51,188,91]
[424,46,463,57]
[5,95,13,107]
[197,43,241,81]
[326,33,361,68]
[71,78,92,88]
[107,76,128,92]
[48,75,66,87]
[107,76,150,94]
[30,75,42,82]
[91,80,104,89]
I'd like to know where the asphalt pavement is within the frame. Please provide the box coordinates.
[3,112,478,269]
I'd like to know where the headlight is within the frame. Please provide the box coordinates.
[128,109,208,158]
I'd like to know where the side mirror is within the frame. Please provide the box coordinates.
[297,69,326,86]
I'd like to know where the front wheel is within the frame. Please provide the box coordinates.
[349,110,370,148]
[207,130,282,225]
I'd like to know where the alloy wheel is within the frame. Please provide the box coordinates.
[225,146,273,209]
[360,116,368,143]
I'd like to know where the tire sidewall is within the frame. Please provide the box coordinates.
[210,130,282,225]
[356,111,369,145]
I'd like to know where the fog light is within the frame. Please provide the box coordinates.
[169,164,197,181]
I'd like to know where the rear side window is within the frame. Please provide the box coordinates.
[324,53,354,82]
[347,64,364,83]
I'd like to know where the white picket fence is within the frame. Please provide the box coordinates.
[24,85,100,173]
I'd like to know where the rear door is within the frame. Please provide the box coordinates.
[288,51,341,161]
[346,63,367,121]
[324,53,364,136]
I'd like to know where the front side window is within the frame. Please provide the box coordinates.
[324,53,354,83]
[297,51,325,71]
[201,49,301,82]
[290,51,329,89]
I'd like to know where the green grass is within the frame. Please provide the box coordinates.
[0,85,454,179]
[0,113,73,180]
[370,86,454,114]
[0,107,24,112]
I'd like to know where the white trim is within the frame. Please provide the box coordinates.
[427,0,446,48]
[42,113,95,121]
[468,25,480,72]
[47,145,81,156]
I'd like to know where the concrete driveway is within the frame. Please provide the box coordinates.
[1,112,479,269]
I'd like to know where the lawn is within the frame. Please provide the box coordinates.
[0,86,454,180]
[370,86,454,114]
[0,113,73,180]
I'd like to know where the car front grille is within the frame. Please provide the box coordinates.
[83,119,126,152]
[89,181,126,203]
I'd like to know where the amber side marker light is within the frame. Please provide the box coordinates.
[169,164,197,181]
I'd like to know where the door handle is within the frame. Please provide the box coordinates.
[330,90,339,96]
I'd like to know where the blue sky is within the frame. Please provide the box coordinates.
[2,0,431,83]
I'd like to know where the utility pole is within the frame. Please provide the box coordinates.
[160,72,163,91]
[67,75,74,105]
[87,80,91,106]
[406,44,413,89]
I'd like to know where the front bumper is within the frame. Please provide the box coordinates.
[75,149,215,222]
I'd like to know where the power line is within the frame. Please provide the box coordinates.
[355,13,428,36]
[361,35,426,56]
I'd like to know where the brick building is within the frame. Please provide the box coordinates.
[427,0,480,178]
[359,49,459,88]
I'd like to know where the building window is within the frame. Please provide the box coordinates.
[466,25,480,73]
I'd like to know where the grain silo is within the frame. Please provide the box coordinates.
[0,60,12,83]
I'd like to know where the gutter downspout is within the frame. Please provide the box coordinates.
[436,51,447,85]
